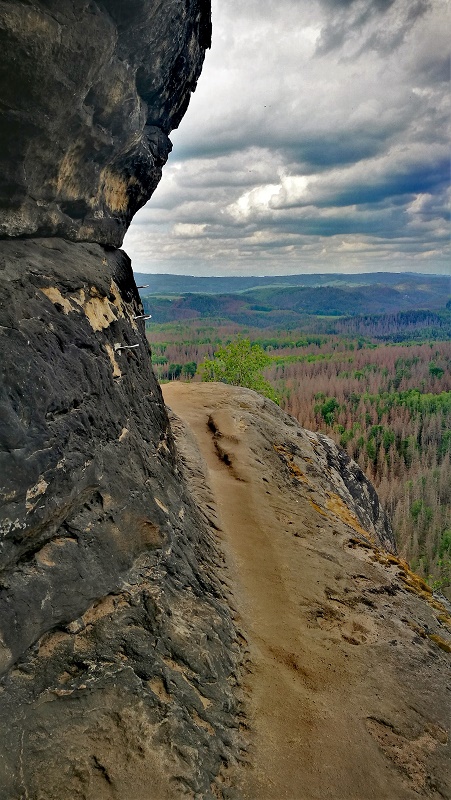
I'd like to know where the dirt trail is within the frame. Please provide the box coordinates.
[163,382,450,800]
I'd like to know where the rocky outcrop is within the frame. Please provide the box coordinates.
[0,0,210,246]
[164,382,451,800]
[0,3,243,796]
[0,239,247,800]
[0,238,243,799]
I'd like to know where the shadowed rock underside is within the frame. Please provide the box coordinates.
[0,0,211,246]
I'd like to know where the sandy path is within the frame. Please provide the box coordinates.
[163,382,450,800]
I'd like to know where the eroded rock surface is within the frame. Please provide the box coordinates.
[0,2,246,796]
[0,239,242,799]
[0,0,210,245]
[0,243,449,797]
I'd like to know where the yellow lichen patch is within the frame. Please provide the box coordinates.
[25,476,49,512]
[398,564,432,595]
[437,614,451,630]
[406,620,428,639]
[98,168,131,213]
[372,551,432,598]
[427,634,451,654]
[379,554,436,603]
[366,548,451,625]
[326,492,373,540]
[385,553,403,566]
[83,294,118,331]
[309,499,328,517]
[273,444,310,485]
[348,536,373,550]
[104,343,122,378]
[40,286,75,315]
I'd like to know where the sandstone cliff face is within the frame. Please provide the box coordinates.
[0,3,242,797]
[0,3,450,799]
[0,0,210,245]
[0,239,243,799]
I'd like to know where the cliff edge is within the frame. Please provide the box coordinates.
[164,382,451,800]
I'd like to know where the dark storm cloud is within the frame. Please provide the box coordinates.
[315,0,430,57]
[124,0,451,275]
[282,129,398,171]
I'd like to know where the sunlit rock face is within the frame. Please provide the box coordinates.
[0,0,211,246]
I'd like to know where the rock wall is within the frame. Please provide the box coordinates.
[0,0,210,245]
[0,238,242,799]
[0,3,244,797]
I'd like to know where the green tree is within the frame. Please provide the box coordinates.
[167,363,182,380]
[198,338,279,403]
[429,362,444,379]
[410,499,423,522]
[182,361,197,379]
[314,396,340,426]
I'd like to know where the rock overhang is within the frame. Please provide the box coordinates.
[0,0,211,247]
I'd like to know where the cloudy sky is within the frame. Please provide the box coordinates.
[124,0,450,276]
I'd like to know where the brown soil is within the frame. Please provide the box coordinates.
[163,382,451,800]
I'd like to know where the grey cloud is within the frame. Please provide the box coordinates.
[319,0,394,8]
[282,129,399,171]
[316,0,431,58]
[415,55,450,86]
[124,0,450,276]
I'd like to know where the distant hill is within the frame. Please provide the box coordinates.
[134,271,450,299]
[140,278,451,327]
